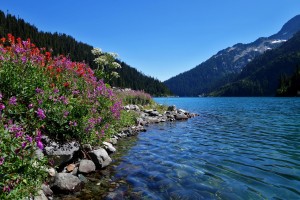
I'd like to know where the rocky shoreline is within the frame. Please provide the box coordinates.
[34,105,198,200]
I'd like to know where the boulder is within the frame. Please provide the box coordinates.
[33,190,48,200]
[44,141,80,166]
[103,142,116,153]
[175,113,189,120]
[109,137,118,145]
[52,173,82,193]
[42,183,53,197]
[88,148,112,169]
[79,159,96,173]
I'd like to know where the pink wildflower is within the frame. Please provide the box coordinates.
[36,108,46,120]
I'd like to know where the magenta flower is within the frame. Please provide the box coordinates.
[9,96,17,105]
[63,111,69,118]
[22,142,27,149]
[37,140,44,150]
[0,103,5,110]
[0,93,2,100]
[36,108,46,120]
[0,157,4,165]
[28,103,34,109]
[35,87,44,94]
[26,135,33,143]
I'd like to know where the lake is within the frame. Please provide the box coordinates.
[110,98,300,200]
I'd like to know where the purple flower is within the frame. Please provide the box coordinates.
[0,93,2,100]
[38,99,43,105]
[15,131,24,138]
[36,108,46,120]
[22,142,27,149]
[63,111,69,118]
[0,157,4,165]
[37,140,44,150]
[3,186,10,193]
[28,103,34,109]
[53,88,59,93]
[0,103,5,110]
[35,87,44,94]
[9,96,17,105]
[26,135,33,143]
[21,56,27,63]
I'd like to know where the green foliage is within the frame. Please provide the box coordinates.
[116,90,154,106]
[277,66,300,96]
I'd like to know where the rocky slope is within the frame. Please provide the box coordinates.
[164,15,300,96]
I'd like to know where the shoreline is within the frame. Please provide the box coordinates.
[37,104,198,200]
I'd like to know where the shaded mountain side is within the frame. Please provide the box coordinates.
[0,10,171,96]
[164,15,300,96]
[210,31,300,96]
[276,67,300,96]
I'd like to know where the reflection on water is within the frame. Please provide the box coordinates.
[109,98,300,200]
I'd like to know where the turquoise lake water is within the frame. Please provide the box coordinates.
[111,98,300,200]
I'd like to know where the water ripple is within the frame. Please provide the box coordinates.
[112,98,300,200]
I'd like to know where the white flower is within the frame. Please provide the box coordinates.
[111,62,121,69]
[108,52,118,58]
[94,56,107,65]
[111,71,120,78]
[91,48,102,56]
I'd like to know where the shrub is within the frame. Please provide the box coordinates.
[0,34,123,198]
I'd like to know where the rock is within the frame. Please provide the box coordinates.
[82,144,92,151]
[89,148,112,169]
[66,164,76,172]
[71,167,78,176]
[103,142,116,153]
[109,137,118,145]
[34,190,48,200]
[149,110,160,116]
[105,191,125,200]
[78,174,88,183]
[78,159,96,173]
[175,113,188,120]
[44,141,80,166]
[167,105,177,111]
[177,109,188,114]
[123,104,140,111]
[48,168,56,177]
[146,117,160,123]
[52,173,82,193]
[42,184,53,196]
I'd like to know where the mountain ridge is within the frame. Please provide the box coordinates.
[164,15,300,96]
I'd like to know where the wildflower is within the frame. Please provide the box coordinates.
[36,108,46,120]
[22,142,27,149]
[35,87,44,94]
[91,48,102,56]
[36,140,44,150]
[63,82,70,88]
[63,111,69,118]
[28,103,34,109]
[111,71,120,78]
[0,157,4,165]
[53,88,59,93]
[108,52,118,58]
[112,62,121,69]
[0,103,5,110]
[9,96,17,105]
[0,93,2,100]
[26,135,33,143]
[15,131,24,138]
[3,186,10,193]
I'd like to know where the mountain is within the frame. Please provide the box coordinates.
[164,15,300,96]
[210,31,300,96]
[0,10,171,96]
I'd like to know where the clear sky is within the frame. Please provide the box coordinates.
[1,1,299,81]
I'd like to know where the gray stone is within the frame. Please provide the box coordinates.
[42,184,53,196]
[34,190,48,200]
[35,149,44,160]
[89,148,112,169]
[78,174,88,183]
[44,141,80,166]
[52,173,82,192]
[103,142,116,153]
[109,137,118,145]
[79,159,96,173]
[82,144,92,151]
[177,109,188,114]
[175,113,189,120]
[71,167,78,176]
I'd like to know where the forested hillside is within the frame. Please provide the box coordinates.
[0,10,171,96]
[210,31,300,96]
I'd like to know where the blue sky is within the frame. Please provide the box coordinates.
[1,1,299,81]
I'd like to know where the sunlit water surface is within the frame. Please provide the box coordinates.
[110,98,300,200]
